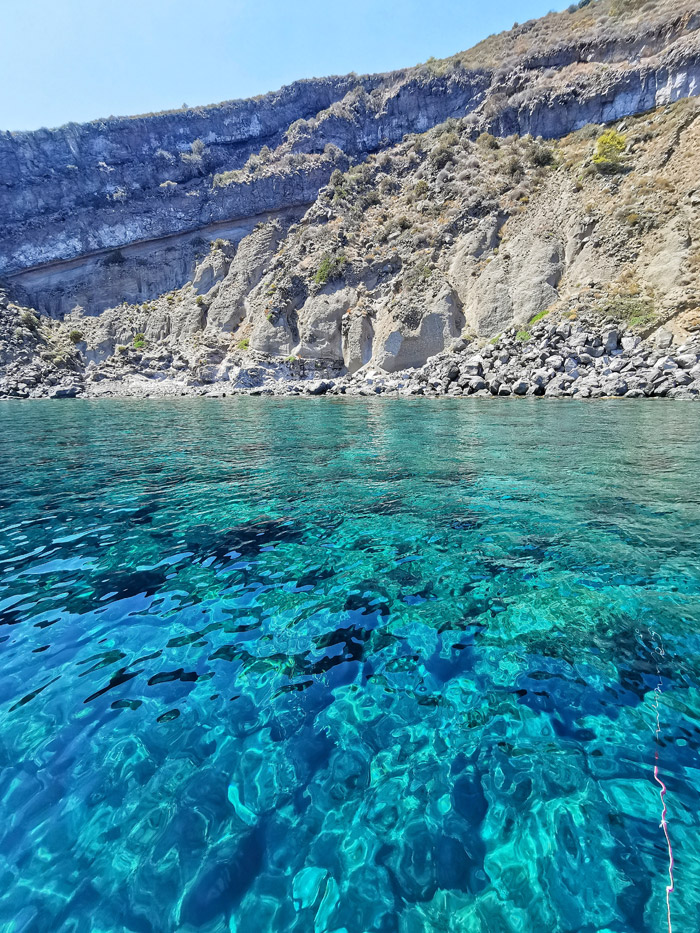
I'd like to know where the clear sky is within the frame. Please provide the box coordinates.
[1,0,562,132]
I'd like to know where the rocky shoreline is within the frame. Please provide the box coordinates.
[4,311,700,401]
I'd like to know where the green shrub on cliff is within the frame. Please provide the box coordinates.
[429,136,459,170]
[593,130,627,173]
[314,253,348,286]
[20,311,39,331]
[528,308,551,326]
[515,309,552,342]
[506,155,524,177]
[526,143,555,167]
[601,296,655,329]
[413,179,429,199]
[181,138,206,166]
[213,169,241,188]
[477,132,500,151]
[133,332,146,349]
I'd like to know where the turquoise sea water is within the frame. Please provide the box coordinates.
[1,399,700,933]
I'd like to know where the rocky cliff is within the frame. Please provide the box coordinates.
[1,0,700,398]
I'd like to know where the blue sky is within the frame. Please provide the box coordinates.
[1,0,561,131]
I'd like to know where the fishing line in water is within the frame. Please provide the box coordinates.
[646,628,675,933]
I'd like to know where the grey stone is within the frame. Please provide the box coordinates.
[621,335,641,352]
[672,371,692,387]
[306,379,333,395]
[49,384,80,399]
[654,356,678,372]
[462,356,484,376]
[602,329,619,352]
[569,331,591,348]
[651,380,672,396]
[545,355,564,370]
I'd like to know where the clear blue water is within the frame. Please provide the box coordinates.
[1,398,700,933]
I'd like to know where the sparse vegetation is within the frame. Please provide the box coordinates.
[181,138,206,166]
[314,253,348,286]
[526,143,555,167]
[329,163,382,212]
[600,296,656,329]
[529,309,552,326]
[413,179,429,199]
[20,311,39,331]
[513,309,553,342]
[237,338,250,350]
[592,129,627,173]
[213,170,239,188]
[404,263,432,288]
[133,332,146,349]
[477,133,500,151]
[505,156,524,177]
[429,132,459,170]
[69,329,84,344]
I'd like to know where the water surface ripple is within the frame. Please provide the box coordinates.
[1,398,700,932]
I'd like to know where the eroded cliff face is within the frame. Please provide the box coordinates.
[1,0,700,395]
[0,77,372,270]
[3,0,699,281]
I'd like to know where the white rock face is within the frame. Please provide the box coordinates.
[206,223,284,333]
[641,220,689,294]
[343,312,374,374]
[191,249,230,296]
[371,286,464,372]
[293,287,356,360]
[249,312,295,357]
[450,198,567,335]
